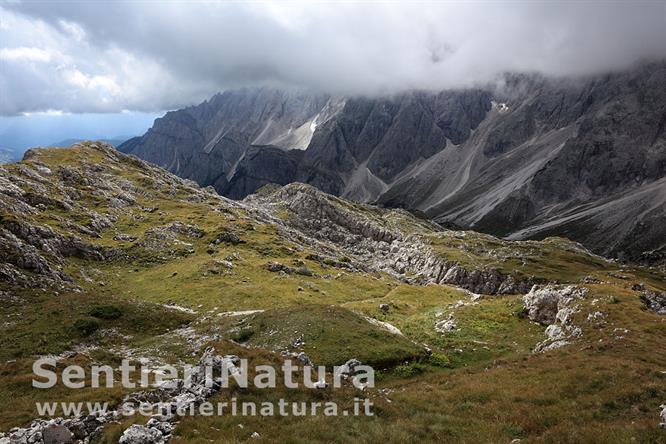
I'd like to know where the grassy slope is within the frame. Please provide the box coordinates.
[0,144,664,442]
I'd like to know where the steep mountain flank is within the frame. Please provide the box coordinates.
[120,88,491,200]
[120,61,666,261]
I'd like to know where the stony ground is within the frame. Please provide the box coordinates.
[0,142,664,443]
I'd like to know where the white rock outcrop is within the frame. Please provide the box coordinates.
[523,285,587,352]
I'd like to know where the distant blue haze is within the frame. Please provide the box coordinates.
[0,112,162,157]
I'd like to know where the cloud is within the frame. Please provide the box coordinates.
[0,1,665,115]
[0,46,51,62]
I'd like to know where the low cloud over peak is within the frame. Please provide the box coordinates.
[1,1,665,115]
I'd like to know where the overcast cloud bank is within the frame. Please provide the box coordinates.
[1,1,665,116]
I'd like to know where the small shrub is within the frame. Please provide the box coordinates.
[89,305,123,320]
[74,318,100,336]
[502,423,525,439]
[231,328,254,343]
[393,363,425,378]
[428,353,452,368]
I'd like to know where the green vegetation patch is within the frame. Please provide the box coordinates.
[229,304,426,368]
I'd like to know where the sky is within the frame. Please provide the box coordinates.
[0,111,161,151]
[1,0,665,152]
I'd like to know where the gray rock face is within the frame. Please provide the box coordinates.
[120,61,666,262]
[119,88,331,194]
[224,145,304,199]
[383,62,666,263]
[120,88,491,202]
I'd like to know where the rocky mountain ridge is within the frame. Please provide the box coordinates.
[1,142,593,296]
[1,142,665,443]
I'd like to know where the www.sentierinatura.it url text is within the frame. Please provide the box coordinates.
[36,398,374,418]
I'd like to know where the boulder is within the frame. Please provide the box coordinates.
[640,290,666,315]
[119,425,165,444]
[335,358,362,378]
[296,352,312,366]
[146,418,175,437]
[166,222,204,238]
[213,231,243,245]
[523,286,563,325]
[435,316,456,333]
[525,285,588,353]
[42,425,73,444]
[266,262,295,274]
[523,285,586,325]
